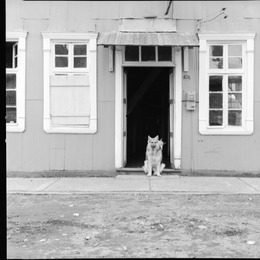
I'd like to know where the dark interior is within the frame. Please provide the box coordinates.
[125,67,171,168]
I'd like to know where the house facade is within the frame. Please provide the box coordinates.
[6,0,260,174]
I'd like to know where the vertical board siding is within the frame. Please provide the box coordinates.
[50,149,65,171]
[119,1,168,18]
[6,134,23,171]
[21,100,50,172]
[48,1,68,31]
[49,135,65,149]
[67,1,95,32]
[21,0,50,19]
[5,0,260,172]
[25,19,48,100]
[92,101,115,170]
[6,0,23,31]
[97,47,115,101]
[64,135,93,171]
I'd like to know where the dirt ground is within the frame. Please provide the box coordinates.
[7,193,260,258]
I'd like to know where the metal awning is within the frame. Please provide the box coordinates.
[97,31,199,46]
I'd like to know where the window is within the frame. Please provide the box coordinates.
[6,32,27,132]
[42,33,98,134]
[125,46,139,61]
[6,42,17,124]
[53,43,87,72]
[199,34,255,135]
[124,46,172,62]
[141,46,155,61]
[208,43,243,127]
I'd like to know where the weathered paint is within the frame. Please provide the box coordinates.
[177,1,260,173]
[97,31,199,46]
[21,100,49,172]
[6,1,260,173]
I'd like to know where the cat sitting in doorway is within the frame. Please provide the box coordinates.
[142,135,165,177]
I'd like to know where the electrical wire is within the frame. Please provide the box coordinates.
[199,8,228,25]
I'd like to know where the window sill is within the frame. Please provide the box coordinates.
[6,124,25,133]
[199,126,253,135]
[43,119,97,134]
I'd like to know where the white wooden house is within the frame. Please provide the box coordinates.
[6,1,260,175]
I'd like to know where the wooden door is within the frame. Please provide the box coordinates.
[123,69,127,166]
[169,68,174,167]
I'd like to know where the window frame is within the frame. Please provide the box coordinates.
[6,32,27,133]
[42,32,98,134]
[52,42,89,74]
[123,45,175,66]
[207,42,245,129]
[198,33,255,135]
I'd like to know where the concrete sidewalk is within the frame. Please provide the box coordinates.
[7,175,260,194]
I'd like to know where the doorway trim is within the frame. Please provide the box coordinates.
[115,46,182,170]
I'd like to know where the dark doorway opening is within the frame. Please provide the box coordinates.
[125,67,171,168]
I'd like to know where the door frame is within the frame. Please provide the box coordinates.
[115,46,182,170]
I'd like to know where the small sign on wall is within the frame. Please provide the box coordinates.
[186,90,196,111]
[183,74,190,80]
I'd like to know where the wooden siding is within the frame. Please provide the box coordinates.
[5,0,260,173]
[21,100,50,172]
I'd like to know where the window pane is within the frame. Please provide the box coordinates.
[209,76,222,91]
[141,46,155,61]
[209,110,223,126]
[209,58,223,69]
[228,57,242,69]
[210,45,223,56]
[209,93,223,108]
[55,57,68,67]
[228,45,242,56]
[228,111,242,126]
[125,46,139,61]
[55,44,68,55]
[228,76,242,91]
[14,44,18,56]
[228,94,242,109]
[6,108,16,123]
[6,91,16,106]
[74,45,87,55]
[158,46,172,61]
[6,74,16,89]
[74,57,86,68]
[6,42,16,68]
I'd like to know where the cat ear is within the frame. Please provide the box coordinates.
[155,135,159,141]
[148,136,152,142]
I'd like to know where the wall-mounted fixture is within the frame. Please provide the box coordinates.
[186,90,196,111]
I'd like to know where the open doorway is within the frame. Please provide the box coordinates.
[125,67,172,168]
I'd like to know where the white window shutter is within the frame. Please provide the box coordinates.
[42,33,98,133]
[50,75,91,127]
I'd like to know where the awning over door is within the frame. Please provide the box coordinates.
[97,31,199,46]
